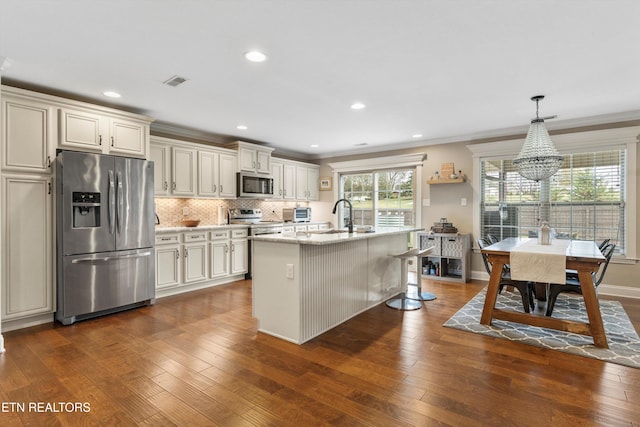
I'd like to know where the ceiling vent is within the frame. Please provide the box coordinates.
[163,75,188,87]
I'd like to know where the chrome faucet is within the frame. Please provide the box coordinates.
[332,198,354,234]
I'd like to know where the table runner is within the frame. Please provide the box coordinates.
[510,239,570,284]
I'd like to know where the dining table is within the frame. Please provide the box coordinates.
[480,237,608,348]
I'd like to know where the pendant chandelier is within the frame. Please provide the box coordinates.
[513,95,563,182]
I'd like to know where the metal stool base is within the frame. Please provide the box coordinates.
[386,294,422,311]
[408,291,437,301]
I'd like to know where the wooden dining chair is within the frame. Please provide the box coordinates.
[545,243,616,316]
[477,237,535,313]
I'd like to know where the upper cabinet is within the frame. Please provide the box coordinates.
[295,164,320,201]
[151,136,237,199]
[59,107,150,158]
[226,141,274,175]
[1,92,55,173]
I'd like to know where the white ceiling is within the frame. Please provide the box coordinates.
[2,0,640,159]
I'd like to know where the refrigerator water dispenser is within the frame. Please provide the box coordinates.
[72,192,101,228]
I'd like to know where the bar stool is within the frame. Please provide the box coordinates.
[386,247,435,310]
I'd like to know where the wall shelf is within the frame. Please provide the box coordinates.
[427,177,465,185]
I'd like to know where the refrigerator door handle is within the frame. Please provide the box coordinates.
[116,171,124,235]
[70,251,152,264]
[108,170,115,235]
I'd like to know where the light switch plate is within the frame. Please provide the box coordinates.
[286,264,294,279]
[461,198,467,206]
[422,198,430,207]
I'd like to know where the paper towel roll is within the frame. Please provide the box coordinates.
[217,206,225,225]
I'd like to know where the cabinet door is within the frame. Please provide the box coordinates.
[172,147,196,196]
[59,108,104,151]
[218,153,237,198]
[295,166,308,200]
[198,151,219,197]
[230,239,248,274]
[271,161,283,199]
[109,118,147,157]
[256,150,271,174]
[210,241,229,278]
[2,175,53,320]
[150,144,170,196]
[183,242,208,283]
[2,96,54,173]
[283,163,296,200]
[156,245,181,289]
[307,167,320,200]
[238,147,257,172]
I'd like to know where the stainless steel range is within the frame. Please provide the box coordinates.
[228,208,283,278]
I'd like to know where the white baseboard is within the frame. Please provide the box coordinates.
[470,269,640,300]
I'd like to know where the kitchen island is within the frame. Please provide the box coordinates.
[251,227,422,344]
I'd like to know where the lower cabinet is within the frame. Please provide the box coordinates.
[155,227,248,297]
[1,174,54,322]
[230,229,249,275]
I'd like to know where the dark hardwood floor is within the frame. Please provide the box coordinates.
[1,279,639,426]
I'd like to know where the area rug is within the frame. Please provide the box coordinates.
[444,288,640,369]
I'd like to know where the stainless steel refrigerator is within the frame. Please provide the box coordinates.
[55,151,155,325]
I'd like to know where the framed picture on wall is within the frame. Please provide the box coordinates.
[319,177,332,191]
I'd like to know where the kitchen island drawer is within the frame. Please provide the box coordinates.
[156,234,180,245]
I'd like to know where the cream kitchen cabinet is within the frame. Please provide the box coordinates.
[150,143,171,196]
[271,160,296,200]
[295,165,320,201]
[209,230,230,278]
[283,162,296,200]
[1,93,55,173]
[1,174,54,323]
[152,137,237,199]
[155,234,181,290]
[58,107,150,158]
[198,150,237,198]
[155,227,248,298]
[271,160,284,199]
[171,146,197,196]
[230,228,248,275]
[227,141,273,175]
[183,232,209,284]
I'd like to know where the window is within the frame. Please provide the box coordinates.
[338,169,415,228]
[480,149,626,254]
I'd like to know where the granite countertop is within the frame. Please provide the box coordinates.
[250,227,423,245]
[155,224,249,233]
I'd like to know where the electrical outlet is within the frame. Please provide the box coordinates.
[461,198,467,206]
[286,264,294,279]
[183,207,190,216]
[423,198,430,207]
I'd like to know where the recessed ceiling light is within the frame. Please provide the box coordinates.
[245,50,267,62]
[103,91,121,98]
[350,102,366,110]
[412,134,423,138]
[310,144,319,148]
[236,125,248,130]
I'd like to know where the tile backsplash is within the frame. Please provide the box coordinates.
[155,198,318,227]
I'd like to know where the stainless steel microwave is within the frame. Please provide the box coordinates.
[236,172,274,198]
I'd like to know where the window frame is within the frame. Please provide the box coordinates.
[328,153,425,230]
[467,126,639,263]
